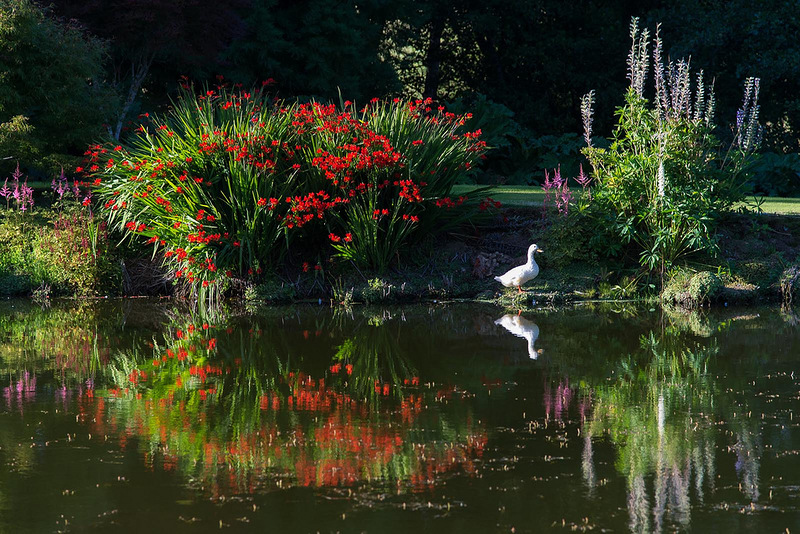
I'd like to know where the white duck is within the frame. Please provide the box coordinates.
[494,314,541,360]
[494,244,543,293]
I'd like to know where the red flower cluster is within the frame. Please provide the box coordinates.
[85,88,486,286]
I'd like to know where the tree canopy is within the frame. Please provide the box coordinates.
[1,0,798,178]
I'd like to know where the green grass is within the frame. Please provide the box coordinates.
[452,185,546,207]
[744,196,800,215]
[453,185,800,215]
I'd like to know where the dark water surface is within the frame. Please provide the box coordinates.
[1,300,799,533]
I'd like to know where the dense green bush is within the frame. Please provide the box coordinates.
[748,152,800,197]
[0,208,119,296]
[87,86,490,299]
[662,270,722,308]
[580,20,760,272]
[0,0,115,173]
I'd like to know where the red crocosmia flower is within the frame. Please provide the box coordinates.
[344,233,353,242]
[302,262,310,273]
[152,359,160,367]
[346,364,353,375]
[176,330,184,339]
[207,338,217,350]
[257,197,267,206]
[328,233,341,243]
[173,221,181,229]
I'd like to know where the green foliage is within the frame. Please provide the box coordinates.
[0,208,120,296]
[0,0,114,172]
[539,215,595,270]
[89,85,488,299]
[650,0,800,154]
[581,21,759,272]
[747,151,800,197]
[360,278,396,304]
[662,269,722,307]
[780,265,800,306]
[222,0,398,102]
[245,278,297,304]
[447,94,594,186]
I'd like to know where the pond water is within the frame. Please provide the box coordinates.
[1,300,799,533]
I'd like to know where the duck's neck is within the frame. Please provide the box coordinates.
[527,251,538,267]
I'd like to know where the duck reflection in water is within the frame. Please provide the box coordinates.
[494,314,542,360]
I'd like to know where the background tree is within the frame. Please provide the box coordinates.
[650,0,800,153]
[51,0,246,140]
[0,0,113,173]
[222,0,399,102]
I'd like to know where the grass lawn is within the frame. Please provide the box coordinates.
[453,184,800,215]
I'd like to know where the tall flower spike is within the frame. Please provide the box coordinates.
[705,79,716,127]
[635,27,650,97]
[694,71,706,122]
[581,90,595,147]
[653,24,668,120]
[627,18,650,97]
[627,18,640,89]
[736,77,762,153]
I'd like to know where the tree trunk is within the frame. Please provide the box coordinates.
[422,16,445,100]
[107,54,153,141]
[476,34,505,90]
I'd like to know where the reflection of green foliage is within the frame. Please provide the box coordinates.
[332,323,417,404]
[662,305,717,337]
[588,333,718,473]
[87,312,481,494]
[584,331,764,531]
[0,302,121,380]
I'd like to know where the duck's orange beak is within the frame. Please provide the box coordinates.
[536,248,544,253]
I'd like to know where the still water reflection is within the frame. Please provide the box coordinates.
[0,300,799,532]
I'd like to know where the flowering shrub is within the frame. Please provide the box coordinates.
[86,86,489,296]
[0,164,34,212]
[0,166,116,296]
[579,19,760,272]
